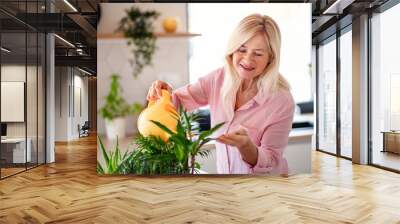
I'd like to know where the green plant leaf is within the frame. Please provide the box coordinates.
[199,138,212,148]
[118,7,159,77]
[198,150,210,158]
[99,74,135,120]
[198,122,225,141]
[98,136,110,167]
[114,137,119,160]
[175,144,185,162]
[108,150,114,173]
[131,108,225,175]
[97,162,105,174]
[131,103,143,114]
[150,120,175,136]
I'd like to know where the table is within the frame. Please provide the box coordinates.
[381,131,400,154]
[1,138,32,164]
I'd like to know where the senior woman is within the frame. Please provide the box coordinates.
[147,14,295,175]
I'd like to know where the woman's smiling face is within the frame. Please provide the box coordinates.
[232,33,270,80]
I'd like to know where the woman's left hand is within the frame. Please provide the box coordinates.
[217,129,258,166]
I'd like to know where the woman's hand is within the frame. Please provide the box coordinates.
[217,128,258,166]
[147,80,173,101]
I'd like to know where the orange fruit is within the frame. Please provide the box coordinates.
[162,17,177,33]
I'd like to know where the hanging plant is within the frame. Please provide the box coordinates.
[118,7,160,78]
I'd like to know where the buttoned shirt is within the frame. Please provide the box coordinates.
[172,67,294,175]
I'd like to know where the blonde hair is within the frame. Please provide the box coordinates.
[221,14,290,118]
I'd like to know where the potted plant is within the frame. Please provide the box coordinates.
[147,108,224,174]
[99,74,143,140]
[97,108,224,175]
[97,136,134,174]
[119,7,160,78]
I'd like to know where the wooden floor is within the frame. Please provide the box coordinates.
[372,150,400,171]
[1,135,400,223]
[1,167,26,178]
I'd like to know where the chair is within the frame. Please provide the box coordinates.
[78,121,90,138]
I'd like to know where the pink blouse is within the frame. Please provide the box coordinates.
[172,67,295,175]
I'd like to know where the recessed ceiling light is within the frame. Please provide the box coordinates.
[1,47,11,53]
[322,0,354,15]
[54,34,75,48]
[63,0,78,12]
[78,67,93,76]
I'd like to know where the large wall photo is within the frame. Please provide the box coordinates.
[97,3,312,175]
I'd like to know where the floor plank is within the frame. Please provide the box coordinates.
[0,135,400,223]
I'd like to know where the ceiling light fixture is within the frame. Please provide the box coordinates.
[63,0,78,12]
[76,48,84,55]
[78,67,93,76]
[1,47,11,53]
[54,34,75,48]
[323,0,355,15]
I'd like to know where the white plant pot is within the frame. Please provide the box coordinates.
[105,117,126,140]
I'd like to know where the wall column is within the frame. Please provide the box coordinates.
[352,14,369,164]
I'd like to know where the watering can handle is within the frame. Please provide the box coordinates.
[161,89,171,99]
[148,89,171,107]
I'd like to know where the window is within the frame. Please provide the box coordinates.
[0,1,46,179]
[188,3,312,103]
[371,2,400,171]
[317,37,337,155]
[340,28,352,158]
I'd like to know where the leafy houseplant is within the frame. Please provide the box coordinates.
[148,108,224,174]
[99,74,143,139]
[97,108,224,175]
[119,7,160,78]
[97,136,134,174]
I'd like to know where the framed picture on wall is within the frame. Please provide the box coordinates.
[1,81,25,122]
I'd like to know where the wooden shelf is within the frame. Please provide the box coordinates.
[97,32,201,39]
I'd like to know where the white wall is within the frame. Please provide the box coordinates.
[73,73,89,138]
[55,67,68,141]
[55,67,89,141]
[97,3,189,135]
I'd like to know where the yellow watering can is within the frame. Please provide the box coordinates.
[137,89,179,141]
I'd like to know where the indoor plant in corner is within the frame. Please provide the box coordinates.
[99,74,142,140]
